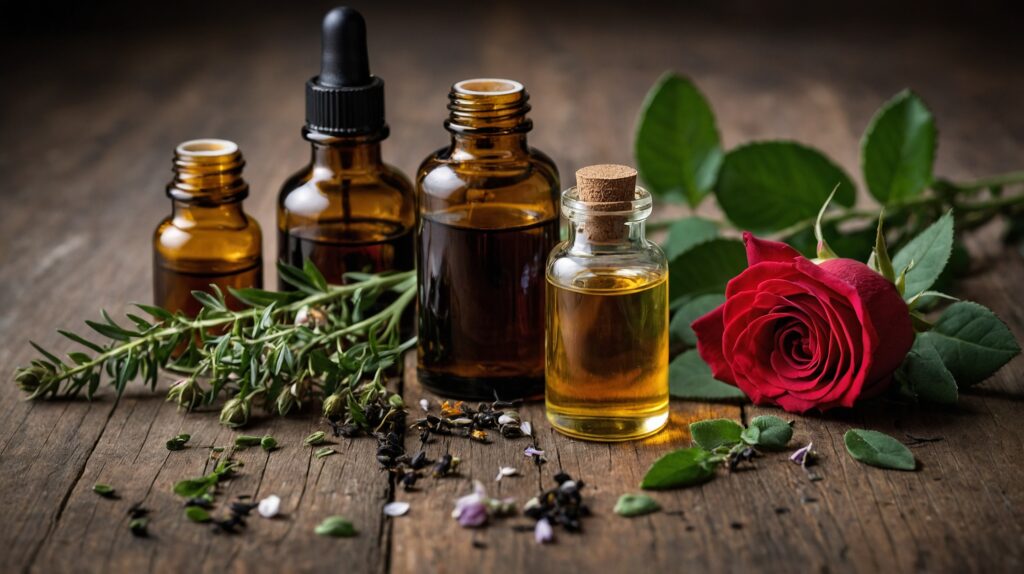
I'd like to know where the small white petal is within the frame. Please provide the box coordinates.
[419,399,429,412]
[383,501,410,517]
[535,517,554,544]
[257,495,281,518]
[495,466,518,482]
[520,421,533,436]
[497,414,517,426]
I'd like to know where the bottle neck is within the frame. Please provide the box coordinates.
[445,78,532,159]
[567,218,649,254]
[167,139,248,204]
[172,200,248,228]
[304,129,384,171]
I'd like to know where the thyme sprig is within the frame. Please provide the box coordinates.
[14,262,416,431]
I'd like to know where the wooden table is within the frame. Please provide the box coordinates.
[1,4,1021,573]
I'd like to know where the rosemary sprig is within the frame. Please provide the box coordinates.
[13,261,415,431]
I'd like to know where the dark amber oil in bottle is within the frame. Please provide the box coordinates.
[418,79,560,400]
[153,139,263,318]
[278,7,414,288]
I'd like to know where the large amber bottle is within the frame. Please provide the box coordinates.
[417,79,560,400]
[153,139,263,317]
[278,7,414,288]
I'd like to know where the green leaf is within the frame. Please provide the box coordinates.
[668,238,746,304]
[669,350,748,401]
[715,142,856,232]
[185,506,212,523]
[843,429,916,470]
[741,415,793,450]
[920,301,1020,387]
[640,447,717,490]
[861,90,936,204]
[892,211,954,299]
[191,290,227,312]
[261,435,278,451]
[614,493,662,517]
[315,515,357,537]
[173,476,216,498]
[688,418,743,450]
[93,483,116,497]
[662,217,718,261]
[303,259,330,292]
[669,294,725,346]
[898,336,958,404]
[635,73,723,207]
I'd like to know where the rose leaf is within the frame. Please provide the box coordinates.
[893,210,954,300]
[669,294,726,347]
[897,336,958,404]
[689,418,744,450]
[843,429,917,471]
[860,90,937,205]
[741,415,793,450]
[715,141,856,233]
[640,447,717,490]
[920,301,1020,387]
[662,216,719,261]
[669,350,748,402]
[668,238,746,304]
[614,493,662,517]
[635,73,723,207]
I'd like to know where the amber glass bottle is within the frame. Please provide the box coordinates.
[545,165,669,441]
[417,79,560,400]
[153,139,263,317]
[278,7,414,288]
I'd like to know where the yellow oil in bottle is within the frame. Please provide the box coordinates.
[545,268,669,441]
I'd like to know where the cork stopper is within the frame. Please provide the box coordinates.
[575,164,637,241]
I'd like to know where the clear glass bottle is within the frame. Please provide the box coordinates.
[278,7,415,288]
[417,79,560,400]
[545,165,669,441]
[153,139,263,318]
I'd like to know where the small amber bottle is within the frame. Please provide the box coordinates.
[153,139,263,317]
[417,78,560,400]
[545,165,669,441]
[278,7,415,288]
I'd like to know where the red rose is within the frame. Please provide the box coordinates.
[692,232,914,413]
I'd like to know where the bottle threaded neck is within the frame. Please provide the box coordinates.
[168,139,248,202]
[446,78,532,134]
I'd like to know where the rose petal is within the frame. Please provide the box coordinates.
[383,501,410,517]
[534,517,554,544]
[257,495,281,518]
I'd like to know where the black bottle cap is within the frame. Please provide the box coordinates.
[306,7,387,137]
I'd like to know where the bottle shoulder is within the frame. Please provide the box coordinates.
[153,212,262,262]
[416,146,560,218]
[546,240,668,290]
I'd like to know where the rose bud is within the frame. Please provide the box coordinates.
[167,378,203,410]
[322,393,344,419]
[692,232,913,413]
[219,396,251,427]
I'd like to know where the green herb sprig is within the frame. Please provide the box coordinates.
[14,262,416,433]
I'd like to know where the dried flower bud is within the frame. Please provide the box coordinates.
[219,396,251,428]
[294,306,328,329]
[322,394,344,419]
[167,378,203,411]
[275,389,295,416]
[14,365,50,396]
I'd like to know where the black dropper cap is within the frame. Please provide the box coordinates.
[305,7,387,137]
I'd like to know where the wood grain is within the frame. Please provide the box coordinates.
[1,3,1022,573]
